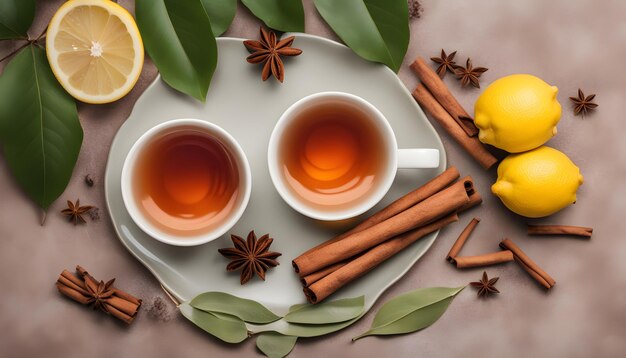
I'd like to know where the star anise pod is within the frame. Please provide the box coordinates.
[61,199,94,225]
[454,58,488,88]
[470,271,500,298]
[218,231,281,284]
[569,89,598,116]
[244,27,302,83]
[430,49,458,78]
[84,278,115,312]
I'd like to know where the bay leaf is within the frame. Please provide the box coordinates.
[284,296,364,324]
[200,0,236,36]
[278,316,360,338]
[256,332,297,358]
[353,286,465,340]
[313,0,409,72]
[0,0,35,40]
[241,0,304,32]
[190,292,281,324]
[135,0,217,101]
[179,302,249,343]
[0,45,82,210]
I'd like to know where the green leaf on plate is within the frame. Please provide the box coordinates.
[256,332,297,358]
[313,0,409,72]
[200,0,236,36]
[135,0,217,101]
[179,302,249,343]
[241,0,305,32]
[353,286,465,340]
[0,45,82,210]
[0,0,35,40]
[284,296,364,324]
[190,292,281,324]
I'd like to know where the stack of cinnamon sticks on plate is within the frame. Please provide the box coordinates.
[292,167,481,303]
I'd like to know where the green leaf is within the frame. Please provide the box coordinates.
[200,0,236,36]
[353,286,464,340]
[284,296,364,324]
[256,332,297,358]
[190,292,281,324]
[0,45,82,210]
[135,0,217,101]
[313,0,409,72]
[0,0,35,40]
[179,302,249,343]
[280,316,359,337]
[241,0,304,32]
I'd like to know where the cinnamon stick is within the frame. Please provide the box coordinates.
[499,239,556,289]
[446,217,480,261]
[304,213,459,303]
[451,250,514,268]
[300,167,461,258]
[56,266,142,324]
[413,84,498,169]
[527,224,592,238]
[293,178,474,276]
[300,261,346,287]
[410,57,478,137]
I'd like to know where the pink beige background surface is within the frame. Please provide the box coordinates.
[1,1,625,357]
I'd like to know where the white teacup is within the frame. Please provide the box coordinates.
[267,92,439,221]
[121,119,252,246]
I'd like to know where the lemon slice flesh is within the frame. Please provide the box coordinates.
[46,0,143,104]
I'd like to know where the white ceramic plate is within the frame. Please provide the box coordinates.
[104,34,445,334]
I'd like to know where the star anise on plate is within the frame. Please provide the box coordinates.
[470,271,500,298]
[61,199,94,225]
[244,27,302,83]
[430,49,458,78]
[569,89,598,116]
[218,231,281,284]
[84,278,115,312]
[454,58,488,88]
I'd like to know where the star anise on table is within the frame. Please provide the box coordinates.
[454,58,488,88]
[569,89,598,116]
[84,278,115,312]
[61,199,94,225]
[244,27,302,83]
[218,231,282,285]
[430,49,458,78]
[470,271,500,298]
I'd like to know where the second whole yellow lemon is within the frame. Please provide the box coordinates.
[474,74,561,153]
[491,146,583,218]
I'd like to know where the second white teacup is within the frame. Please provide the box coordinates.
[268,92,439,221]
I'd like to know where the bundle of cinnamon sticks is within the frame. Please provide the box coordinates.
[292,167,481,303]
[410,57,498,169]
[56,265,142,324]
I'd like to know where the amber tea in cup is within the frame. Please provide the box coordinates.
[122,119,252,246]
[278,100,387,211]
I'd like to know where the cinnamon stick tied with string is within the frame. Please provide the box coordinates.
[500,239,556,289]
[293,178,475,277]
[304,213,459,304]
[56,265,142,324]
[527,224,593,238]
[451,251,514,268]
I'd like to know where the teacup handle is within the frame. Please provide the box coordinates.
[397,148,440,169]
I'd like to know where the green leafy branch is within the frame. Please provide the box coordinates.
[181,286,464,358]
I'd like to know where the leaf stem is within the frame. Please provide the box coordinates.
[41,210,47,226]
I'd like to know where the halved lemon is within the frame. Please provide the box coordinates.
[46,0,143,104]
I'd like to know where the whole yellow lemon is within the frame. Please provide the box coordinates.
[475,74,561,153]
[492,146,583,218]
